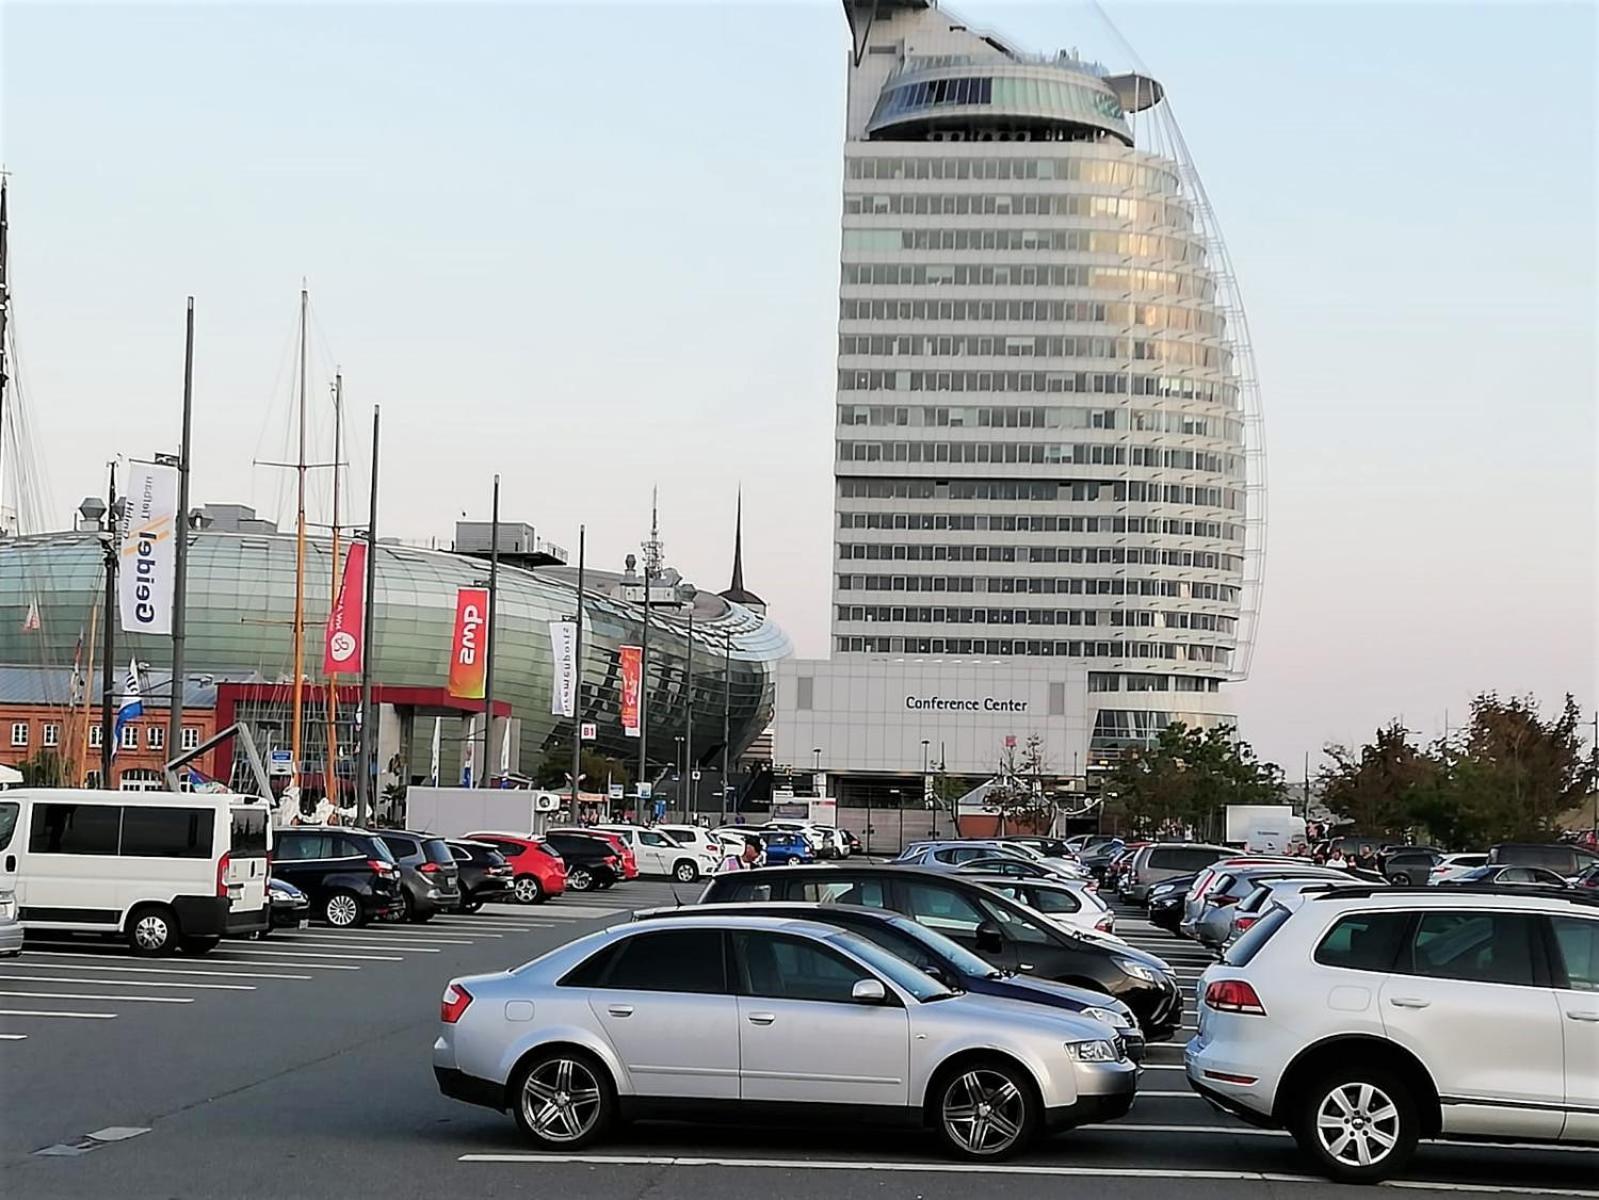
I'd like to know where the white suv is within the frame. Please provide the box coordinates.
[1186,886,1599,1182]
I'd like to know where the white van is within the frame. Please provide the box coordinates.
[0,787,272,955]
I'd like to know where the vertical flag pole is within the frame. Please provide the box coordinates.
[99,461,118,789]
[356,405,380,825]
[568,525,586,816]
[168,298,194,757]
[480,474,500,787]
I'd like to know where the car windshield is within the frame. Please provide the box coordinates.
[827,930,954,1002]
[884,915,999,978]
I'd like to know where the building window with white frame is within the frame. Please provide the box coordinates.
[9,722,28,748]
[147,726,165,752]
[42,723,61,747]
[89,726,103,748]
[120,725,139,750]
[181,726,201,751]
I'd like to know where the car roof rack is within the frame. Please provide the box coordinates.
[1307,882,1598,908]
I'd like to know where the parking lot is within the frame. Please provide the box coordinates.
[2,883,1595,1200]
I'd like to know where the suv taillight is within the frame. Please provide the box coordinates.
[367,859,395,875]
[441,983,473,1024]
[1234,914,1259,932]
[419,862,440,874]
[1095,915,1114,932]
[216,851,231,898]
[1205,979,1267,1015]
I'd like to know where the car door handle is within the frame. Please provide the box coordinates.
[1018,963,1035,972]
[1567,1010,1599,1023]
[606,1005,634,1018]
[1389,997,1431,1009]
[746,1012,776,1026]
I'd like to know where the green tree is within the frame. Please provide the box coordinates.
[1317,722,1436,839]
[1103,722,1286,839]
[982,734,1055,834]
[533,747,631,792]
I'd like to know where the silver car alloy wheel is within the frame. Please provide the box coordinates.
[133,913,170,951]
[568,867,593,891]
[521,1058,603,1143]
[326,894,360,927]
[513,877,540,903]
[942,1069,1026,1155]
[1316,1081,1401,1168]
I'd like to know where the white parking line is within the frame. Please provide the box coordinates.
[0,1033,27,1040]
[9,957,311,980]
[1141,1064,1186,1072]
[427,920,555,932]
[1089,1125,1599,1154]
[208,946,402,962]
[456,1153,1323,1182]
[198,957,361,971]
[0,990,193,1004]
[266,938,441,952]
[0,974,254,991]
[0,1009,117,1019]
[316,930,485,944]
[1138,1091,1201,1098]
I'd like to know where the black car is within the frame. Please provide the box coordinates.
[639,901,1146,1064]
[378,831,463,922]
[1381,847,1441,887]
[1079,840,1128,880]
[700,864,1184,1039]
[269,827,404,928]
[259,878,310,934]
[542,831,624,891]
[447,839,514,912]
[1145,872,1198,933]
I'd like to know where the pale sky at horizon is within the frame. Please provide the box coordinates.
[2,1,1594,773]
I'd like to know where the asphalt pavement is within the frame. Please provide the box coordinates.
[1,875,1594,1200]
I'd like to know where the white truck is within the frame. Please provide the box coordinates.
[1224,804,1307,854]
[403,787,565,839]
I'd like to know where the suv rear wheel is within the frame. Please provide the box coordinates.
[1293,1067,1418,1184]
[673,860,699,883]
[324,890,364,928]
[126,904,178,957]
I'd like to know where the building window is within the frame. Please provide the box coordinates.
[9,723,27,748]
[118,768,163,793]
[181,727,201,751]
[147,726,165,752]
[42,723,61,748]
[120,726,139,750]
[89,726,103,748]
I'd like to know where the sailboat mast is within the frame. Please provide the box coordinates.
[326,371,342,806]
[290,287,308,793]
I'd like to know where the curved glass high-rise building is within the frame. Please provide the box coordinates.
[784,1,1265,783]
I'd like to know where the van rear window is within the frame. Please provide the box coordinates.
[230,807,270,858]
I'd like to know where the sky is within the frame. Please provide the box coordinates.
[2,1,1594,773]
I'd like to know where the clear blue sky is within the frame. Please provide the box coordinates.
[3,1,1594,771]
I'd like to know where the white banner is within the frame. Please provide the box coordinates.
[118,459,180,636]
[548,619,578,718]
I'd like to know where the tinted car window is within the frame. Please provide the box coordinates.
[736,932,870,1002]
[422,838,454,866]
[379,834,418,861]
[977,895,1053,945]
[714,878,774,902]
[0,801,17,851]
[120,807,214,858]
[902,881,986,935]
[273,833,319,861]
[1313,911,1409,971]
[603,930,726,994]
[1225,905,1292,966]
[560,942,619,988]
[29,803,121,855]
[1401,912,1540,986]
[1551,916,1599,991]
[230,807,269,858]
[1023,887,1081,914]
[450,845,471,862]
[796,877,887,907]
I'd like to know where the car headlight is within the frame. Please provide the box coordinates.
[1065,1039,1120,1062]
[1080,1005,1129,1028]
[1113,956,1161,984]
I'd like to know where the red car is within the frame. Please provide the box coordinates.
[548,827,639,879]
[463,832,567,904]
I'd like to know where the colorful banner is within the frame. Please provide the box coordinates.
[118,459,180,636]
[322,541,368,676]
[548,619,578,718]
[619,644,642,738]
[447,587,490,699]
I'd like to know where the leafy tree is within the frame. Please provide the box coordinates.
[1103,722,1286,839]
[982,734,1056,834]
[533,747,631,792]
[1317,722,1436,839]
[15,749,67,788]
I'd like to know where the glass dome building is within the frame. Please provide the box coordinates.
[0,529,790,792]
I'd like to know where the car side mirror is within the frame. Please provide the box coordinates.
[851,978,888,1004]
[975,922,1004,953]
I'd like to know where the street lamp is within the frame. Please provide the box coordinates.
[812,747,822,773]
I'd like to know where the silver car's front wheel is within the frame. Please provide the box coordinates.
[514,1054,609,1149]
[936,1065,1034,1159]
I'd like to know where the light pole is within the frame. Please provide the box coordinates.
[674,735,685,821]
[922,739,931,843]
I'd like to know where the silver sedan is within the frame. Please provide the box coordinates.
[433,913,1137,1159]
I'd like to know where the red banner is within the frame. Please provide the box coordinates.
[447,587,490,699]
[322,541,368,676]
[619,645,642,738]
